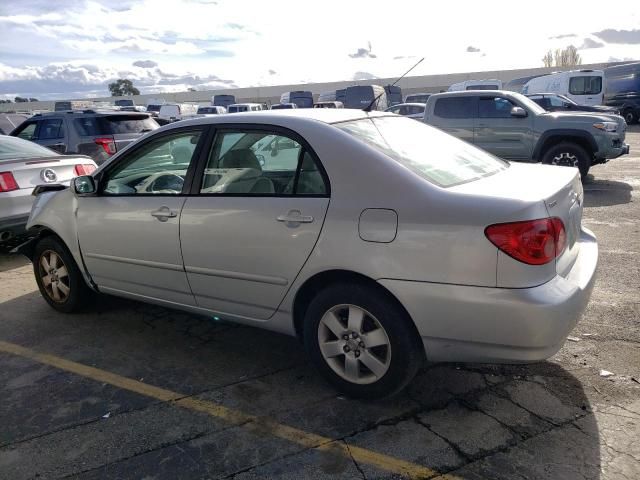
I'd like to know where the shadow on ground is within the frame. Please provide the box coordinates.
[0,288,601,479]
[583,178,633,207]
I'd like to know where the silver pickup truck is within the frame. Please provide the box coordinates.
[423,90,630,177]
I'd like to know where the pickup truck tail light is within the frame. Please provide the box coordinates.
[94,137,116,155]
[485,217,566,265]
[0,172,19,192]
[74,164,97,176]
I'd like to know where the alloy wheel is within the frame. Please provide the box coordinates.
[551,152,579,168]
[38,250,70,303]
[317,304,391,385]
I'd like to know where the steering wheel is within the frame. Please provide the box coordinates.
[147,173,184,193]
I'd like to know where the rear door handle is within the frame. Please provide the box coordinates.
[277,210,314,224]
[151,206,178,222]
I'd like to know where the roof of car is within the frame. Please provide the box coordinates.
[165,108,389,129]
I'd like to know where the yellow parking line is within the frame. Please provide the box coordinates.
[0,340,450,479]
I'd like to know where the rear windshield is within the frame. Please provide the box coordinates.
[335,116,508,188]
[0,135,59,161]
[146,104,161,112]
[74,115,158,136]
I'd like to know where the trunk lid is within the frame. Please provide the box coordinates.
[451,162,583,277]
[8,155,93,189]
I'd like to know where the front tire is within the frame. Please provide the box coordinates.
[303,283,423,399]
[623,108,638,125]
[33,236,92,313]
[542,142,591,179]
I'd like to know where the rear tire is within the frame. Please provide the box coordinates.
[623,108,638,125]
[33,236,92,313]
[542,142,591,179]
[303,283,423,399]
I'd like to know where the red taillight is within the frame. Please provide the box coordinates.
[485,217,567,265]
[94,137,116,155]
[0,171,19,192]
[74,164,97,176]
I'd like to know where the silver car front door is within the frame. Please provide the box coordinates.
[76,128,206,305]
[180,128,330,320]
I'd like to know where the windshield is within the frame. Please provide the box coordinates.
[0,135,59,161]
[335,116,508,188]
[508,92,546,115]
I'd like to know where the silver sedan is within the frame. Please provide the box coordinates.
[0,135,96,245]
[19,109,598,398]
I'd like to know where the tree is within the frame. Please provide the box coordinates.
[108,79,140,96]
[0,99,13,104]
[542,46,582,68]
[14,96,28,103]
[29,97,38,102]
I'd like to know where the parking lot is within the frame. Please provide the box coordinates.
[0,127,638,480]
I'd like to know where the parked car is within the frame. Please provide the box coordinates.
[114,99,135,108]
[271,103,298,110]
[0,114,29,135]
[423,90,629,177]
[503,74,546,93]
[54,100,93,112]
[385,103,426,119]
[280,91,313,108]
[10,110,159,165]
[317,91,337,102]
[604,62,640,124]
[211,95,236,109]
[404,93,431,104]
[18,109,597,398]
[0,135,96,244]
[314,101,344,109]
[522,70,604,106]
[196,106,227,115]
[336,89,347,105]
[526,93,620,115]
[384,85,403,106]
[227,103,264,113]
[448,79,503,91]
[145,98,166,118]
[158,104,199,124]
[344,85,388,110]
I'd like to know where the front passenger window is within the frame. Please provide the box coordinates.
[102,130,201,195]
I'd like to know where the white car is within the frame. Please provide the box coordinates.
[18,109,597,398]
[385,103,426,119]
[0,135,96,245]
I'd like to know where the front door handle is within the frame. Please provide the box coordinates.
[151,206,177,222]
[277,210,314,224]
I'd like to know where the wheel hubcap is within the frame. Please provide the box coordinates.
[38,250,70,303]
[317,304,391,385]
[551,152,579,168]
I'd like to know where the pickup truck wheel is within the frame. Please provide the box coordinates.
[623,109,638,125]
[303,283,423,399]
[33,236,92,313]
[542,142,590,178]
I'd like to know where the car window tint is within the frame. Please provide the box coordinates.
[201,130,326,196]
[337,116,507,188]
[434,97,476,118]
[38,119,65,140]
[74,118,99,136]
[103,131,201,195]
[14,121,37,140]
[479,97,515,118]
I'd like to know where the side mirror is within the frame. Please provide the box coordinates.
[510,106,527,118]
[72,175,97,196]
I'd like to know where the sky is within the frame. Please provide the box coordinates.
[0,0,639,100]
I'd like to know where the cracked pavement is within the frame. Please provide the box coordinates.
[0,127,638,479]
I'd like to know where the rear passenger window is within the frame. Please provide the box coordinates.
[74,118,99,136]
[38,119,65,139]
[434,97,476,118]
[479,97,516,118]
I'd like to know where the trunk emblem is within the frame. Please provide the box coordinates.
[41,168,57,183]
[548,200,557,208]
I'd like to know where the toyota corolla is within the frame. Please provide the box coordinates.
[18,109,598,398]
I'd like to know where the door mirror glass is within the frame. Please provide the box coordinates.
[510,106,527,118]
[73,175,96,195]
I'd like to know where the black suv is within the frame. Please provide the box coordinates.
[10,110,159,165]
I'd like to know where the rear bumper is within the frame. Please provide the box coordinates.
[0,213,30,237]
[379,228,598,363]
